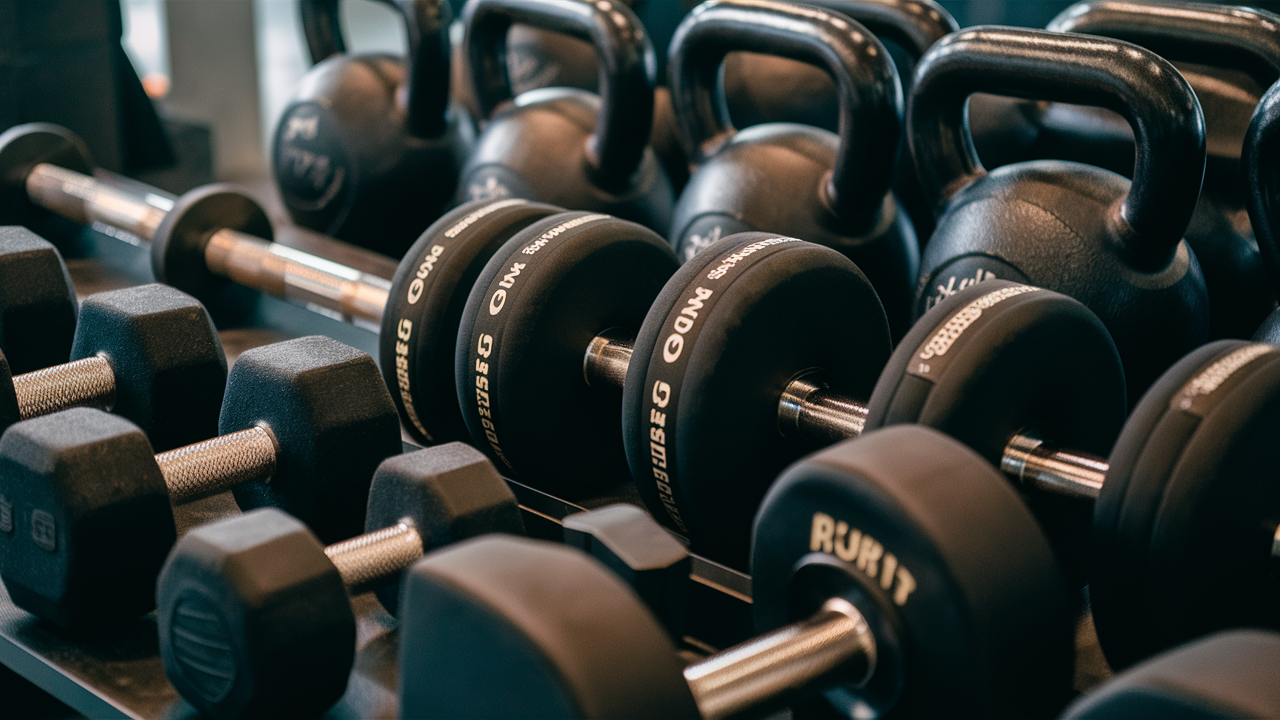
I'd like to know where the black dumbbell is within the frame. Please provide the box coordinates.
[398,426,1074,719]
[276,0,473,256]
[1063,630,1280,719]
[0,125,571,443]
[1,281,226,452]
[456,0,674,234]
[911,26,1209,405]
[667,1,920,340]
[155,441,524,719]
[1247,77,1280,343]
[0,335,401,629]
[0,226,77,375]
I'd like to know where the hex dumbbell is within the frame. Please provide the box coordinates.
[0,226,77,374]
[0,335,401,629]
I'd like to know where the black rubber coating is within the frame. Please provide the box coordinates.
[151,185,274,307]
[156,508,354,720]
[1063,630,1280,719]
[1092,339,1280,669]
[753,426,1074,718]
[0,123,95,230]
[0,226,78,375]
[0,407,174,629]
[455,212,678,496]
[623,232,890,569]
[70,284,226,452]
[364,442,525,615]
[219,336,402,544]
[398,535,699,719]
[864,278,1126,580]
[379,198,562,445]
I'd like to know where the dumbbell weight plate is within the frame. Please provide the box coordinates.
[622,233,890,568]
[380,199,561,444]
[151,184,274,306]
[455,212,678,496]
[753,426,1074,718]
[864,279,1126,579]
[1092,340,1280,670]
[0,123,94,229]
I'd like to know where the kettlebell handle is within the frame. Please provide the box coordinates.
[909,27,1206,266]
[463,0,656,190]
[297,0,453,138]
[1048,1,1280,92]
[1244,81,1280,293]
[668,0,904,230]
[805,0,957,65]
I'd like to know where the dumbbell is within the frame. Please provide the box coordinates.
[398,426,1075,719]
[0,124,569,442]
[1246,77,1280,343]
[666,0,920,340]
[277,0,473,256]
[0,335,401,629]
[155,442,524,719]
[1,281,226,452]
[911,26,1210,405]
[1062,630,1280,719]
[0,226,77,374]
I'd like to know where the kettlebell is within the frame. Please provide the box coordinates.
[667,0,918,339]
[456,0,673,234]
[1246,81,1280,343]
[273,0,472,257]
[971,1,1280,342]
[911,26,1209,406]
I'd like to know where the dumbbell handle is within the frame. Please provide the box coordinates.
[323,521,425,596]
[156,426,278,505]
[11,355,116,420]
[25,163,391,327]
[585,334,1107,501]
[683,597,876,720]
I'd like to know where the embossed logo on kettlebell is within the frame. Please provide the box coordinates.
[273,102,350,215]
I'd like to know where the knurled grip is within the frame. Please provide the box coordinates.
[157,425,278,505]
[13,355,117,420]
[325,522,424,595]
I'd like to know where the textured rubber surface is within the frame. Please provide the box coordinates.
[753,426,1074,718]
[0,226,78,375]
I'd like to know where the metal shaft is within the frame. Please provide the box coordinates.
[11,356,116,419]
[324,522,425,596]
[1001,434,1105,501]
[683,597,876,720]
[156,426,278,505]
[24,163,390,328]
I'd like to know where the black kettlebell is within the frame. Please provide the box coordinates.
[456,0,673,234]
[667,0,918,339]
[971,1,1280,342]
[1245,81,1280,343]
[911,26,1209,406]
[273,0,472,257]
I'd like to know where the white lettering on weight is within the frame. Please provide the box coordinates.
[809,512,917,606]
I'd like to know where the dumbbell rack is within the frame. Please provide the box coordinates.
[0,219,756,719]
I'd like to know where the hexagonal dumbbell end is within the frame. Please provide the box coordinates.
[68,283,226,451]
[563,504,689,640]
[157,508,354,720]
[0,226,77,375]
[217,336,401,543]
[0,407,174,629]
[365,442,525,614]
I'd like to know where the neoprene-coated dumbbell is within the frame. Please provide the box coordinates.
[276,0,473,256]
[1,282,226,452]
[155,442,524,719]
[398,426,1074,719]
[455,0,674,234]
[666,1,920,339]
[0,226,77,374]
[910,26,1210,405]
[0,335,400,629]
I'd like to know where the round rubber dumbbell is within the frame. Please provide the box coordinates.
[275,0,473,256]
[398,426,1075,719]
[910,26,1209,405]
[2,282,226,451]
[0,335,401,629]
[1063,630,1280,719]
[0,226,77,374]
[667,1,919,339]
[156,442,524,720]
[0,125,568,442]
[1246,79,1280,343]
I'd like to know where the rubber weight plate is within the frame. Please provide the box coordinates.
[0,123,94,229]
[753,426,1074,718]
[864,279,1125,581]
[623,233,890,569]
[455,212,678,496]
[1092,340,1280,669]
[380,199,562,444]
[151,184,274,306]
